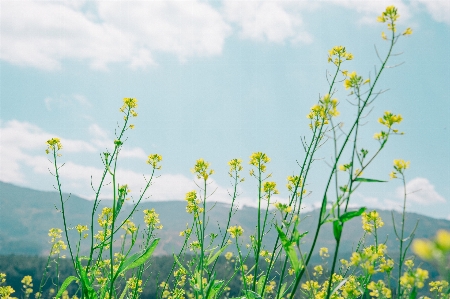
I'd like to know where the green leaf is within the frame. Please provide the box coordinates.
[277,283,287,299]
[55,276,78,299]
[118,285,129,299]
[207,243,229,266]
[275,225,300,274]
[76,258,97,299]
[256,275,266,294]
[354,177,387,183]
[244,290,262,299]
[333,220,343,241]
[173,254,187,272]
[339,207,367,223]
[207,280,224,299]
[117,238,159,276]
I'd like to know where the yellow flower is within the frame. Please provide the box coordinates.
[344,71,362,90]
[389,171,397,179]
[274,202,292,214]
[381,31,387,40]
[228,225,244,238]
[147,153,163,169]
[191,158,214,180]
[249,152,270,173]
[435,229,450,251]
[379,111,403,128]
[225,252,233,260]
[45,137,63,154]
[313,265,323,276]
[262,181,278,195]
[393,159,410,173]
[143,208,163,229]
[403,27,413,35]
[412,239,435,260]
[75,224,88,233]
[319,247,329,257]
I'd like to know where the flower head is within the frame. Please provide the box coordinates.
[228,225,244,238]
[147,154,163,170]
[191,158,214,180]
[249,152,270,173]
[45,138,63,154]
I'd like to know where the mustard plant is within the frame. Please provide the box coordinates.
[45,98,163,299]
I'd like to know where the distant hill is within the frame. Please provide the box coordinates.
[1,181,449,257]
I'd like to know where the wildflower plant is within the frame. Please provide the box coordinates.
[27,5,448,299]
[44,97,163,299]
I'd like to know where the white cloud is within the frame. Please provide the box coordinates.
[328,0,412,24]
[0,120,152,185]
[0,0,231,70]
[396,177,446,204]
[413,0,450,25]
[223,1,314,44]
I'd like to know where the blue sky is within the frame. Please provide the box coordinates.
[1,0,449,219]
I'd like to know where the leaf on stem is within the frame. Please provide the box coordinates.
[354,177,387,183]
[55,276,78,299]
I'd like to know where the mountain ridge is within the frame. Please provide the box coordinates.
[1,180,449,256]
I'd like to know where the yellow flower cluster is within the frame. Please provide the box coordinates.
[225,251,233,260]
[119,97,138,117]
[228,158,243,173]
[367,280,392,298]
[429,280,449,294]
[286,175,306,196]
[143,208,163,229]
[390,159,410,179]
[301,274,345,299]
[307,94,339,129]
[264,281,277,294]
[228,225,244,238]
[361,210,384,234]
[98,207,113,227]
[350,244,388,275]
[122,219,138,235]
[413,229,450,262]
[377,5,399,34]
[127,277,143,293]
[319,247,329,258]
[340,276,362,298]
[191,158,214,180]
[184,190,203,215]
[262,181,278,195]
[0,274,15,299]
[21,275,33,297]
[249,152,270,173]
[75,224,89,239]
[344,71,364,90]
[45,137,63,154]
[400,263,429,290]
[327,45,353,66]
[273,202,292,214]
[48,228,67,255]
[378,111,403,129]
[147,154,162,170]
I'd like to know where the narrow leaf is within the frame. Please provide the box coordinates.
[76,259,97,299]
[339,207,367,223]
[207,244,229,266]
[117,238,159,276]
[55,276,78,299]
[354,177,387,183]
[333,220,343,241]
[276,225,300,274]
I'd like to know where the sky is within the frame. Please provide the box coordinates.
[1,0,449,220]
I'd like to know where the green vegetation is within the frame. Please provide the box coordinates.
[1,5,449,299]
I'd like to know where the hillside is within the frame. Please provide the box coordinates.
[1,181,449,257]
